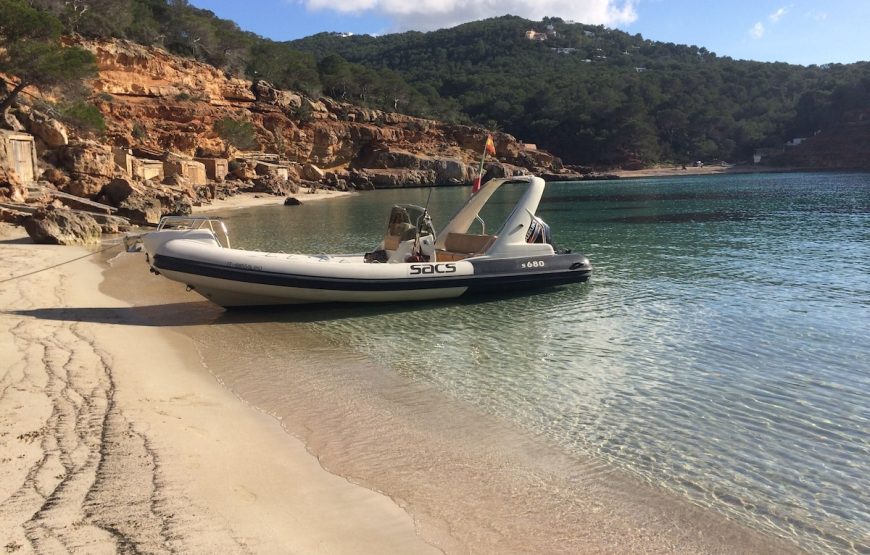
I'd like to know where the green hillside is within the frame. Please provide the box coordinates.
[287,17,870,166]
[9,1,870,167]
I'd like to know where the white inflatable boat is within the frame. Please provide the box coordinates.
[140,176,592,306]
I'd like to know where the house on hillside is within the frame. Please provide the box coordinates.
[754,147,784,164]
[525,30,547,41]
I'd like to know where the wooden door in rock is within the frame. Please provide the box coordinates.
[10,138,35,184]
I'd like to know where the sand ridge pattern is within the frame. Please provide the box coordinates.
[0,245,244,553]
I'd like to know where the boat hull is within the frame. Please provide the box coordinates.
[147,238,591,307]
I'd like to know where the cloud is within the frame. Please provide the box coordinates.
[768,6,789,23]
[750,21,764,39]
[301,0,638,32]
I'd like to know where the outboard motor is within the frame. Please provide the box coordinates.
[525,216,553,245]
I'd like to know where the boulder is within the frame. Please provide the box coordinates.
[28,113,69,148]
[2,109,25,132]
[116,193,163,225]
[323,172,349,191]
[253,80,302,111]
[230,160,257,181]
[302,98,329,117]
[100,177,142,205]
[165,197,193,217]
[0,167,26,203]
[252,175,291,195]
[162,173,190,188]
[23,206,102,245]
[62,175,105,199]
[58,141,116,179]
[284,196,302,206]
[356,169,436,189]
[302,163,325,182]
[482,161,517,180]
[434,158,471,185]
[42,167,70,189]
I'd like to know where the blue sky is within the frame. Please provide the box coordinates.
[189,0,867,66]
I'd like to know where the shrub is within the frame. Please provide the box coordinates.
[131,122,147,141]
[215,117,259,150]
[59,101,105,133]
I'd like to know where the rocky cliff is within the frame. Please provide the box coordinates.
[2,38,576,242]
[80,38,562,186]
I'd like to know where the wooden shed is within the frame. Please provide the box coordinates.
[164,159,207,185]
[0,130,39,184]
[195,157,229,182]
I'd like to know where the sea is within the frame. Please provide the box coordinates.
[160,172,868,553]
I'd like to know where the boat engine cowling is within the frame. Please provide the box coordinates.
[525,216,553,245]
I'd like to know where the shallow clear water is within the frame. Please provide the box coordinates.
[213,173,869,553]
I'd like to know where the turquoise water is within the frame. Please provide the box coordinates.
[213,173,869,553]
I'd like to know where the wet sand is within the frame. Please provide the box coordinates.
[1,211,802,554]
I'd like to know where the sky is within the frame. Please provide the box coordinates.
[188,0,868,66]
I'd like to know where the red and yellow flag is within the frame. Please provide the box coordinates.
[485,135,496,155]
[472,135,496,195]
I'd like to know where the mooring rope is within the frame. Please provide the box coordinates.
[0,240,125,284]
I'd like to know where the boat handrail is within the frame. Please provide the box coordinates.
[156,216,231,248]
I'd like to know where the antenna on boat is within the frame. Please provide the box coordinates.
[423,183,434,213]
[409,184,436,262]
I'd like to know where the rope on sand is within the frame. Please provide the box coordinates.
[0,241,125,284]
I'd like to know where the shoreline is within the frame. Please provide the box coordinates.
[1,185,805,554]
[192,189,355,214]
[0,222,435,553]
[607,164,826,179]
[106,246,799,554]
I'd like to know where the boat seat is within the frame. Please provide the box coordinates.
[435,250,468,262]
[442,232,496,255]
[383,223,417,251]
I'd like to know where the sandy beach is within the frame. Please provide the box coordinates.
[0,220,434,553]
[192,189,356,214]
[609,164,800,179]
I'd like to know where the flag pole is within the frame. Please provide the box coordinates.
[472,139,489,194]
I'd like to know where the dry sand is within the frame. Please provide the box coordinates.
[609,164,797,179]
[0,221,436,553]
[192,189,355,214]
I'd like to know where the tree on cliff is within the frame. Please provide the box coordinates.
[0,0,98,120]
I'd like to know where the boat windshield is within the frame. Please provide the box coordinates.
[386,204,435,238]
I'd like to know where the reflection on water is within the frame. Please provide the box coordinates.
[204,172,869,554]
[605,210,752,223]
